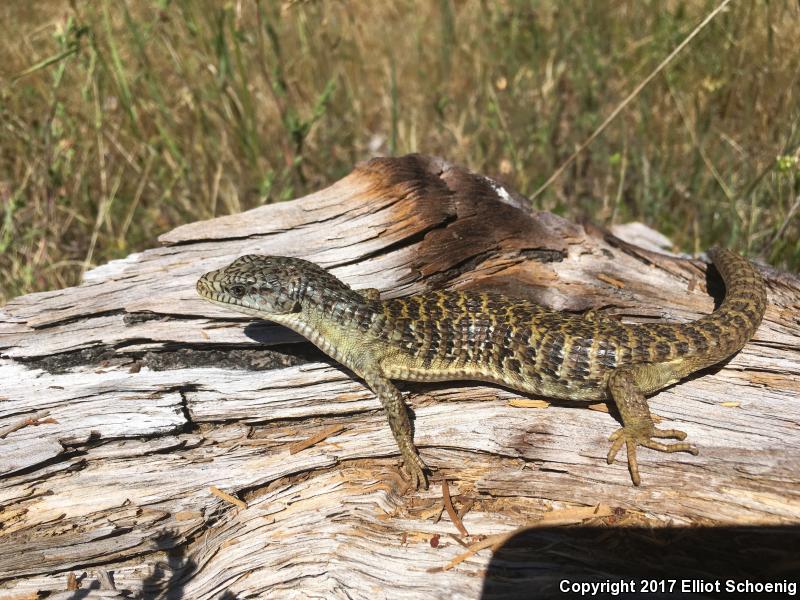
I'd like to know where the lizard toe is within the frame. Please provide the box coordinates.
[607,425,697,485]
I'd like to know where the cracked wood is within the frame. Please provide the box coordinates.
[1,154,799,599]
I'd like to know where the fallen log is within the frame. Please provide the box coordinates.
[1,154,798,598]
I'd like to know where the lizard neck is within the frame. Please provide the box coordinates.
[270,296,382,373]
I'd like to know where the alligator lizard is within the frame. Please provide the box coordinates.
[196,248,766,488]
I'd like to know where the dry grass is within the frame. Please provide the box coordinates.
[1,0,798,304]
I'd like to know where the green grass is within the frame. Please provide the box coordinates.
[1,1,799,305]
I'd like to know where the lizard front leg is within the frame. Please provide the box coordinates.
[357,288,381,301]
[606,364,698,485]
[363,369,429,489]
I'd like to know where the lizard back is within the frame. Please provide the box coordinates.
[372,247,766,400]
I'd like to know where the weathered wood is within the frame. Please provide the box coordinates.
[1,154,798,598]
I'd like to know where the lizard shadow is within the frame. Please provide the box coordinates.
[243,322,330,363]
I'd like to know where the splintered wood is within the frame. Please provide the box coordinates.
[434,504,615,573]
[288,424,346,454]
[1,155,799,598]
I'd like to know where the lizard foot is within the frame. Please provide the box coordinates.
[607,426,698,486]
[402,450,431,490]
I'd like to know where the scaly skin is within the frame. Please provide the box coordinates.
[196,248,766,488]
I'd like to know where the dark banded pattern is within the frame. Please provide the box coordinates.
[197,247,766,488]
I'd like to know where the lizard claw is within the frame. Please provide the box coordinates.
[607,425,698,486]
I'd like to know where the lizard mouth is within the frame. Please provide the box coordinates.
[196,276,212,297]
[197,275,279,321]
[196,275,239,307]
[196,276,225,302]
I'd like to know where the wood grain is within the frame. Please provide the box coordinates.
[1,154,798,598]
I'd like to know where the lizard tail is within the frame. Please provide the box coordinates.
[687,247,766,366]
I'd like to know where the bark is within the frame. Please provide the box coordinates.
[1,154,798,599]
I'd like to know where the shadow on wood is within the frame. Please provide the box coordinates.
[482,525,800,599]
[1,154,798,598]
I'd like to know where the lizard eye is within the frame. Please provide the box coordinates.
[229,284,247,299]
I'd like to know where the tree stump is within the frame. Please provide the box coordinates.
[1,155,798,598]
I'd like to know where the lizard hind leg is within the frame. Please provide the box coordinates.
[606,364,699,485]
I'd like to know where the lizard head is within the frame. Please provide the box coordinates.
[196,255,357,319]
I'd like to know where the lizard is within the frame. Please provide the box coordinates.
[196,248,766,488]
